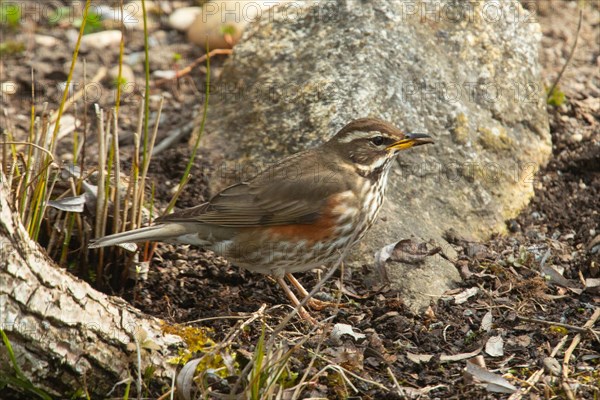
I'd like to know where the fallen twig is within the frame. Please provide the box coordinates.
[152,48,233,87]
[517,315,600,336]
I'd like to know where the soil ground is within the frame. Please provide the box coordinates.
[1,1,598,399]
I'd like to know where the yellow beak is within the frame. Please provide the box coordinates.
[387,133,434,151]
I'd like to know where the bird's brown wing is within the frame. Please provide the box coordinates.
[156,152,352,227]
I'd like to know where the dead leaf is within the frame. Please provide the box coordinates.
[485,335,504,357]
[470,355,486,369]
[480,311,493,332]
[390,239,442,264]
[330,323,366,342]
[584,278,600,294]
[465,360,517,394]
[48,194,87,212]
[177,358,202,400]
[407,347,482,364]
[407,352,434,363]
[366,330,397,364]
[587,234,600,252]
[334,280,371,299]
[424,306,436,321]
[454,287,479,304]
[373,242,395,282]
[513,335,531,347]
[541,264,577,288]
[395,384,448,399]
[326,346,364,371]
[374,239,442,280]
[543,357,562,376]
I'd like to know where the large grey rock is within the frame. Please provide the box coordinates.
[195,0,551,311]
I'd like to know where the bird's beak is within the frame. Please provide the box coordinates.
[386,133,434,151]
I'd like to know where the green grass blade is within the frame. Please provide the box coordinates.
[164,45,211,215]
[140,0,151,177]
[0,330,52,400]
[50,0,91,148]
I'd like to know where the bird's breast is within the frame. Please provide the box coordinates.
[352,169,390,244]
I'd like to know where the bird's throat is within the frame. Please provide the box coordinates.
[355,156,394,182]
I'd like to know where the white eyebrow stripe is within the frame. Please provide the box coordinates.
[338,130,379,143]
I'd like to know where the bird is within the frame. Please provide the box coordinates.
[89,118,434,321]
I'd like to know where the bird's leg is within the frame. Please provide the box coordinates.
[275,277,317,324]
[285,273,334,311]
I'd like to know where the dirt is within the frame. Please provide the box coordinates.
[1,1,599,399]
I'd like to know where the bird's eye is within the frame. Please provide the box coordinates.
[370,136,384,146]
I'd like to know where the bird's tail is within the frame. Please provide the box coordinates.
[89,224,189,248]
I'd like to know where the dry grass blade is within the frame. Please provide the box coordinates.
[122,101,144,234]
[94,106,107,280]
[136,96,163,234]
[508,334,570,399]
[546,9,583,101]
[310,355,389,393]
[112,108,122,236]
[561,307,600,400]
[50,67,107,130]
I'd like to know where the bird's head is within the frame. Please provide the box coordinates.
[325,118,434,178]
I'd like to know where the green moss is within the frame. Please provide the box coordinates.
[326,372,349,399]
[460,162,488,183]
[220,24,238,36]
[278,368,298,389]
[549,326,569,336]
[478,126,513,152]
[451,113,469,144]
[0,41,25,57]
[463,330,480,345]
[75,10,105,35]
[547,86,566,106]
[49,7,104,34]
[162,324,238,377]
[112,76,128,89]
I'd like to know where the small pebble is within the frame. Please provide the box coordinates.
[168,6,202,31]
[314,292,334,302]
[127,51,145,65]
[153,70,177,80]
[1,81,17,95]
[507,219,520,232]
[109,64,135,85]
[81,30,122,50]
[572,133,583,142]
[35,34,59,47]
